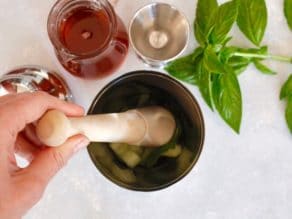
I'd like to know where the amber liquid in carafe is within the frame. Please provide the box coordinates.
[58,7,129,79]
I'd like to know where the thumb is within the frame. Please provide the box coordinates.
[25,135,90,185]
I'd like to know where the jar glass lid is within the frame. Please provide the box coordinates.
[0,65,73,101]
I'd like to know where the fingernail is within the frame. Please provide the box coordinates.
[74,138,90,153]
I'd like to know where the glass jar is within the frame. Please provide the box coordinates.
[0,65,72,101]
[47,0,129,79]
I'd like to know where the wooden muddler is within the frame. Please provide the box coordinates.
[36,106,176,147]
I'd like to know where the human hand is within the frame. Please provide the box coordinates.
[0,92,90,219]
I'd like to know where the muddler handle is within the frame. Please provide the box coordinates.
[36,106,176,147]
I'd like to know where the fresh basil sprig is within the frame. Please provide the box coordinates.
[165,0,292,133]
[284,0,292,30]
[167,0,241,133]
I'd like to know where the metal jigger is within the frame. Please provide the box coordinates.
[129,3,190,67]
[0,65,72,101]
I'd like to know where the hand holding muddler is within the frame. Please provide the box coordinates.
[36,106,176,147]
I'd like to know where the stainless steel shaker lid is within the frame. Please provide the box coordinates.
[0,65,72,101]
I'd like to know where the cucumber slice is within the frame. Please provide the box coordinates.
[111,165,136,183]
[110,143,142,168]
[177,148,193,173]
[110,143,128,155]
[122,151,141,168]
[162,144,182,157]
[127,144,144,155]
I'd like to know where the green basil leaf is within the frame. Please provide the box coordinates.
[194,0,218,45]
[219,47,238,63]
[232,64,250,75]
[209,0,238,45]
[221,36,233,47]
[280,75,292,100]
[228,56,251,66]
[237,0,268,46]
[203,47,226,74]
[212,70,242,133]
[253,60,276,75]
[199,63,214,110]
[284,0,292,30]
[194,21,207,46]
[192,47,205,61]
[247,46,268,59]
[228,56,251,75]
[165,53,200,85]
[285,97,292,133]
[256,46,268,55]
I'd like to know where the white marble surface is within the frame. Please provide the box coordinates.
[0,0,292,218]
